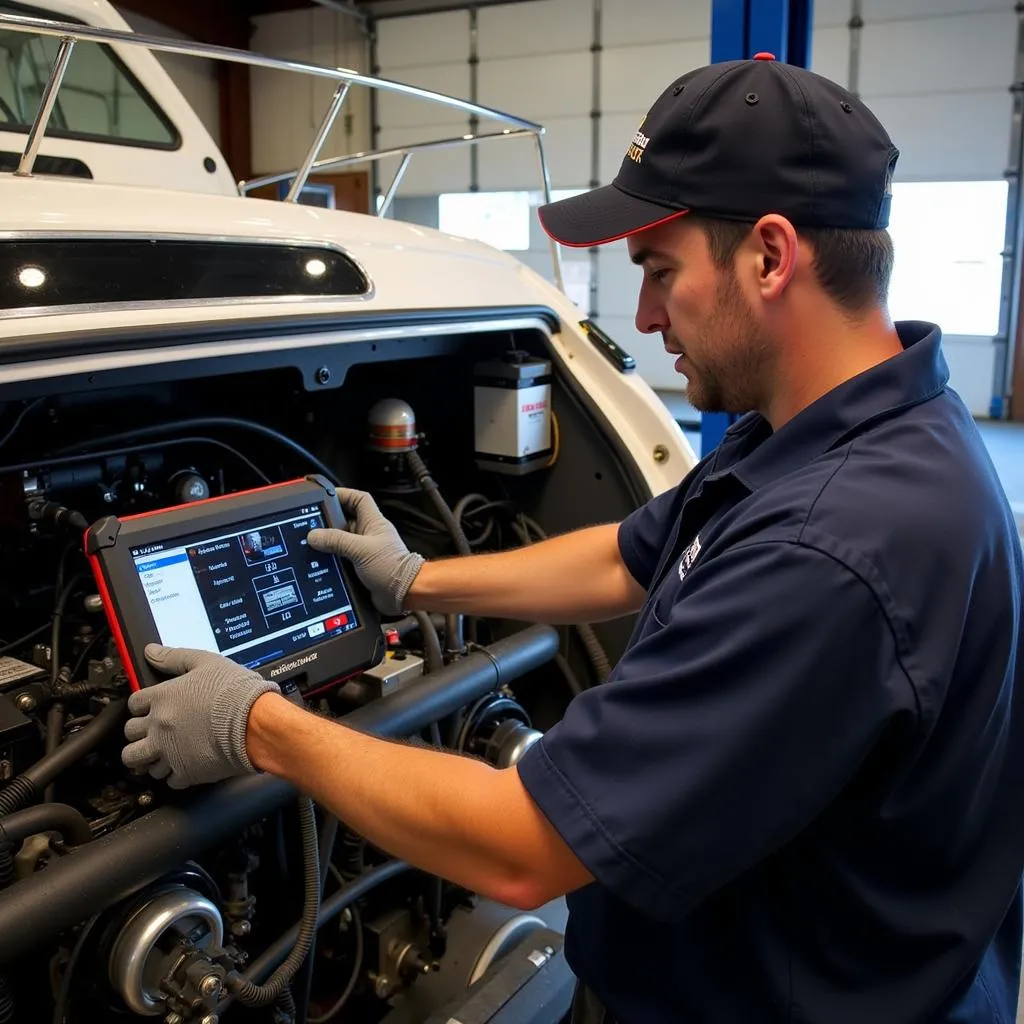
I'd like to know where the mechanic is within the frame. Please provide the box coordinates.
[122,56,1024,1024]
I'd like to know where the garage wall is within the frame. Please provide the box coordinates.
[247,0,1019,417]
[248,8,370,179]
[116,8,221,146]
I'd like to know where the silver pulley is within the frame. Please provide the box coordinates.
[108,885,224,1016]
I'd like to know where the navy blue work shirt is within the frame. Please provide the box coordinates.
[517,322,1024,1023]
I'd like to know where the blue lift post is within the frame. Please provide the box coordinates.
[700,0,813,456]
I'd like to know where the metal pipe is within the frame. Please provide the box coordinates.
[996,0,1024,418]
[0,13,543,132]
[378,151,412,217]
[535,134,565,292]
[15,36,74,178]
[847,0,863,97]
[0,626,558,961]
[589,0,602,318]
[469,5,479,191]
[243,129,532,195]
[286,82,351,202]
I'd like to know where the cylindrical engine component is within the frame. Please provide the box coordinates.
[168,470,211,505]
[0,625,558,961]
[109,885,224,1016]
[486,718,543,768]
[458,695,542,768]
[366,398,418,453]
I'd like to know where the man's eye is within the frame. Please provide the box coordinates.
[649,268,670,283]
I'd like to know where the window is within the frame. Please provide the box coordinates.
[0,2,178,148]
[437,188,589,252]
[886,180,1008,337]
[438,191,532,251]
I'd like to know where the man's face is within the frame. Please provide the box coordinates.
[628,218,771,415]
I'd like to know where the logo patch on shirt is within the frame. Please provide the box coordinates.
[678,534,702,580]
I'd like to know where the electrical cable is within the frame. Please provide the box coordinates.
[0,437,271,486]
[295,811,341,1024]
[68,628,109,684]
[54,416,338,484]
[511,516,612,684]
[554,652,585,697]
[0,398,43,455]
[50,912,101,1024]
[0,621,52,661]
[229,860,411,997]
[308,894,362,1024]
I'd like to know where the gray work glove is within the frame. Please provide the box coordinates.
[308,487,425,616]
[122,645,280,790]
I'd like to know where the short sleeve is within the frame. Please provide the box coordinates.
[516,539,917,923]
[616,486,684,590]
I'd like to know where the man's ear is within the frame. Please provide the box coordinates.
[751,215,799,302]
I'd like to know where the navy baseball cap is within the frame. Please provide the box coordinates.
[538,54,899,247]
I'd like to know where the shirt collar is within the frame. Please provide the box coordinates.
[710,321,948,493]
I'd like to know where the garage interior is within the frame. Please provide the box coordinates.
[0,0,1021,1022]
[99,0,1024,544]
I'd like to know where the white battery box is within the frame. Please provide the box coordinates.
[473,352,553,476]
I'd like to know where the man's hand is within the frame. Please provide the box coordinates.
[122,645,280,789]
[308,487,425,616]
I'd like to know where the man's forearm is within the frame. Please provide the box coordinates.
[246,693,592,909]
[406,523,645,624]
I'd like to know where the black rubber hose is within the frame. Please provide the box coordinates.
[405,450,472,557]
[0,698,125,818]
[413,611,444,673]
[227,798,320,1007]
[42,703,63,805]
[0,626,557,961]
[0,973,12,1023]
[0,803,91,848]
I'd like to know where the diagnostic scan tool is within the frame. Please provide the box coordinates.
[85,475,383,694]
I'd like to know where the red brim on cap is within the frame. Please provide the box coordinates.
[537,183,689,247]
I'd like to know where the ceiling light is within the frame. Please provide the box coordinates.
[305,258,327,278]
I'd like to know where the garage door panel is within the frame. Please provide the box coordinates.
[478,116,590,190]
[865,91,1011,180]
[602,40,710,114]
[377,64,472,130]
[479,53,591,120]
[478,0,592,59]
[378,122,470,194]
[860,12,1015,95]
[379,11,468,68]
[603,0,711,47]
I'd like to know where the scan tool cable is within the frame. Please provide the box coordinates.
[226,797,321,1008]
